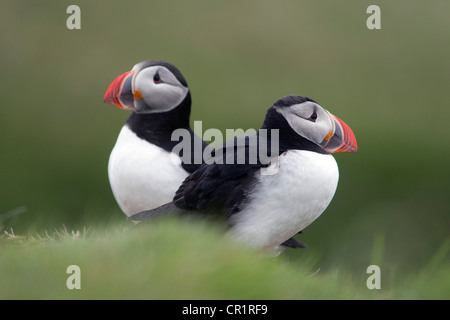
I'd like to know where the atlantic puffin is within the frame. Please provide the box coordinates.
[104,60,207,216]
[129,95,357,251]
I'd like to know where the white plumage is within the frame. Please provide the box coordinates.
[229,150,339,250]
[108,125,189,216]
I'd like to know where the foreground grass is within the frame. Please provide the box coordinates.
[0,218,448,300]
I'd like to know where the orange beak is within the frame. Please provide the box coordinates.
[321,114,358,153]
[103,71,134,110]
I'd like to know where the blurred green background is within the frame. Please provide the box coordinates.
[1,0,449,298]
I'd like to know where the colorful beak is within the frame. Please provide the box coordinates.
[103,71,134,110]
[320,114,358,153]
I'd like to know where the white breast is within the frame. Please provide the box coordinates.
[108,125,189,216]
[228,150,339,250]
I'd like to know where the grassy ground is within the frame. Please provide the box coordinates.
[0,218,448,300]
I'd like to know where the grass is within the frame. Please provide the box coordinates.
[0,217,448,300]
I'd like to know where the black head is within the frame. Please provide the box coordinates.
[262,95,358,154]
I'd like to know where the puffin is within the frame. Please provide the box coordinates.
[104,60,207,217]
[129,95,357,251]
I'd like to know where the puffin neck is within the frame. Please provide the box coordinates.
[125,92,192,151]
[260,107,328,155]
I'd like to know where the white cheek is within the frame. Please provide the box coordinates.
[134,67,189,113]
[290,117,323,144]
[141,84,188,112]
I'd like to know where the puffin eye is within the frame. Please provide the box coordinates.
[308,112,318,122]
[153,72,163,84]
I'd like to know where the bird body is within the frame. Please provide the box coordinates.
[130,95,357,251]
[108,125,189,215]
[229,150,338,250]
[104,60,206,217]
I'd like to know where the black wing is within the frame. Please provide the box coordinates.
[180,130,208,173]
[173,134,270,216]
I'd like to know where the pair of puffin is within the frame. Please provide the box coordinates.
[104,60,357,251]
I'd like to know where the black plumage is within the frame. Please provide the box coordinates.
[126,92,207,173]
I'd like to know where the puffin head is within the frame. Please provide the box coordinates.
[104,60,189,114]
[270,95,358,153]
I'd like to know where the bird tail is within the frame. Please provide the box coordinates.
[280,237,308,249]
[128,202,185,221]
